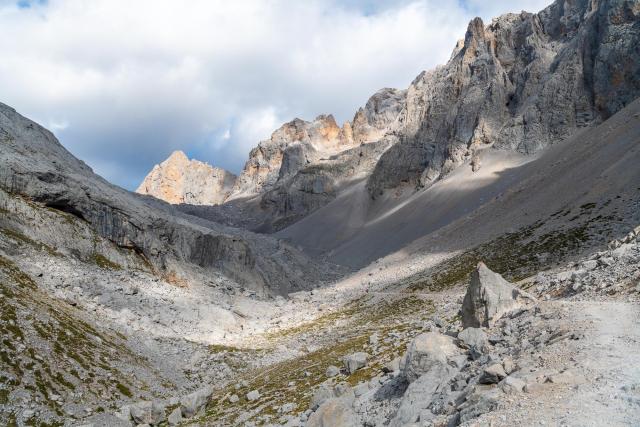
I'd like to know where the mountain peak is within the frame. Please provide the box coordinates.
[166,149,189,163]
[136,151,236,205]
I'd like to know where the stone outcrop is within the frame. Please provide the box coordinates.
[228,115,354,200]
[367,0,640,197]
[461,262,536,328]
[136,150,236,205]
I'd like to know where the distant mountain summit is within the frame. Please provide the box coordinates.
[136,150,236,205]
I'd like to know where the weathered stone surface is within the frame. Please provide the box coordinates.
[367,0,640,197]
[307,398,358,427]
[167,407,183,425]
[462,262,536,328]
[500,376,526,394]
[457,327,489,358]
[136,150,236,205]
[326,365,340,378]
[180,386,213,418]
[402,332,461,383]
[479,363,507,384]
[391,363,458,426]
[310,382,355,410]
[130,401,166,425]
[343,352,368,374]
[246,390,260,401]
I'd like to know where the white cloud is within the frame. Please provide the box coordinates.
[0,0,552,189]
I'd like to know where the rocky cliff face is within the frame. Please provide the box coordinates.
[228,88,406,201]
[136,151,236,205]
[0,102,343,295]
[367,0,640,197]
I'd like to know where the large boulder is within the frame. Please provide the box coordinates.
[307,398,358,427]
[343,352,368,374]
[129,401,166,425]
[391,363,458,426]
[402,332,461,383]
[461,262,536,328]
[180,386,213,418]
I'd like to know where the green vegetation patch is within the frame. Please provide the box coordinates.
[90,253,122,270]
[406,214,606,292]
[196,295,433,425]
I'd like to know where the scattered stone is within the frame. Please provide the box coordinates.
[326,365,340,378]
[180,386,213,418]
[130,401,166,425]
[545,370,585,385]
[343,352,368,374]
[500,376,526,393]
[246,390,261,401]
[479,363,507,384]
[403,332,461,382]
[369,333,379,346]
[502,357,516,375]
[228,394,239,403]
[280,402,297,413]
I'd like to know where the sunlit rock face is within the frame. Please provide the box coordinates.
[136,150,236,205]
[228,88,407,201]
[367,0,640,197]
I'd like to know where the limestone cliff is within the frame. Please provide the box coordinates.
[228,88,406,200]
[367,0,640,197]
[136,150,236,205]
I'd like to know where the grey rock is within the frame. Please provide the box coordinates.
[81,413,132,427]
[462,262,536,328]
[354,383,369,398]
[180,386,213,418]
[343,352,368,374]
[391,363,458,426]
[307,398,358,427]
[228,394,239,403]
[382,357,401,374]
[246,390,260,401]
[457,388,501,423]
[500,376,526,394]
[130,401,166,425]
[326,365,340,378]
[457,327,489,359]
[479,363,507,384]
[402,332,461,383]
[310,384,336,410]
[167,407,183,426]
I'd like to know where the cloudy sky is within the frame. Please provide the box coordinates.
[0,0,551,190]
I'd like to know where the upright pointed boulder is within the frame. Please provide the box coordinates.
[461,262,536,328]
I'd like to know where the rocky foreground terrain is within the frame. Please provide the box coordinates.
[1,0,640,426]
